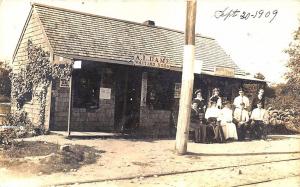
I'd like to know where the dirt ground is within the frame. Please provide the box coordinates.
[0,133,299,187]
[0,141,102,175]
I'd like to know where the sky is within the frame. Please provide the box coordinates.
[0,0,299,83]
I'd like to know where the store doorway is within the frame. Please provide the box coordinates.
[115,67,141,132]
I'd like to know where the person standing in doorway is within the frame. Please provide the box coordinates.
[233,88,250,111]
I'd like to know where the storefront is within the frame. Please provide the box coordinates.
[12,4,266,136]
[49,56,264,136]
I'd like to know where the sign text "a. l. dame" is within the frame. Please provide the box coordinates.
[133,54,171,69]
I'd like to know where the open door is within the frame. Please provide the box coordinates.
[124,71,141,129]
[115,67,141,131]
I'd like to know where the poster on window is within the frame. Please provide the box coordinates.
[174,83,181,98]
[100,87,111,100]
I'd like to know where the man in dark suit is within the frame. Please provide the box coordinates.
[251,88,265,111]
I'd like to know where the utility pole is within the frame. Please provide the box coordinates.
[175,0,197,155]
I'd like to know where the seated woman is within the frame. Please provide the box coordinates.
[205,97,224,143]
[218,101,238,141]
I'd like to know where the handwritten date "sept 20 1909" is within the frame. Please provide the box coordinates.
[214,7,278,23]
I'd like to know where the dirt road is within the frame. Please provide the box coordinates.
[1,134,299,187]
[82,158,299,187]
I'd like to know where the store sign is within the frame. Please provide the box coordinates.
[133,54,171,69]
[194,60,203,74]
[214,66,235,77]
[73,60,82,69]
[60,78,69,87]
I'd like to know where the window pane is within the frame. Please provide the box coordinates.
[73,67,101,108]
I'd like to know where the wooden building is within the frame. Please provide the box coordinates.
[11,4,265,136]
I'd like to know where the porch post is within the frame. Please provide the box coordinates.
[67,72,73,136]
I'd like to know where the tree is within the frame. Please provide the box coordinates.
[263,25,300,134]
[285,25,300,91]
[0,62,11,102]
[254,72,265,80]
[266,24,300,111]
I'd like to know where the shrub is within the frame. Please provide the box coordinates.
[0,65,11,102]
[0,112,37,145]
[266,83,300,134]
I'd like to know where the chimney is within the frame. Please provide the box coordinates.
[143,20,155,26]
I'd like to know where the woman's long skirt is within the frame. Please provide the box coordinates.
[221,122,238,140]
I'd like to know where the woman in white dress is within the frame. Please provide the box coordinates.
[218,101,238,140]
[205,96,225,142]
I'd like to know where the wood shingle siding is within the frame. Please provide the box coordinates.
[11,8,52,129]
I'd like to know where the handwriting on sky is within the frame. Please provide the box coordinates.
[214,7,278,23]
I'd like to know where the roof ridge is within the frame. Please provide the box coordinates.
[31,2,214,40]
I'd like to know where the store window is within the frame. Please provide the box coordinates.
[73,68,101,109]
[147,70,177,110]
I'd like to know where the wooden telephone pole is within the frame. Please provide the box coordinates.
[175,0,197,155]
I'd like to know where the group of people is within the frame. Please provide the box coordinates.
[190,87,269,143]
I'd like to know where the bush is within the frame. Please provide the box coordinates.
[268,108,300,134]
[0,66,11,102]
[266,84,300,134]
[0,112,37,145]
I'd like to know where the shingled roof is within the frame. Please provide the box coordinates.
[15,3,246,76]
